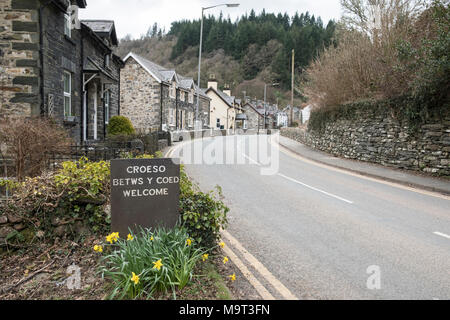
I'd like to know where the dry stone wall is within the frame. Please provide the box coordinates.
[281,108,450,176]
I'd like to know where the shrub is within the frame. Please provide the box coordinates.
[179,167,229,249]
[0,117,71,181]
[0,157,111,236]
[304,1,449,110]
[99,227,205,299]
[106,116,136,137]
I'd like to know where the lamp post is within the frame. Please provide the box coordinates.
[196,3,239,130]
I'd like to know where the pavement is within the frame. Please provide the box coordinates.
[278,135,450,196]
[170,134,450,300]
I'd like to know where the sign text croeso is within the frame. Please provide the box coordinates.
[110,158,180,236]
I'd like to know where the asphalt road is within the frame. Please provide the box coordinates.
[172,134,450,300]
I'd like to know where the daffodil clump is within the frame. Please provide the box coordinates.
[106,232,120,244]
[99,227,205,300]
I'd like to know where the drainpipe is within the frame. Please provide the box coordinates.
[175,87,179,131]
[80,27,84,143]
[160,83,163,132]
[118,63,121,115]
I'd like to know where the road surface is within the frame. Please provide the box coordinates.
[171,134,450,300]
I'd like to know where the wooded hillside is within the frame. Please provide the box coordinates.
[116,10,336,106]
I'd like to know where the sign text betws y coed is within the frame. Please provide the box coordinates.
[110,158,180,236]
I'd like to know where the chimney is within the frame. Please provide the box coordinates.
[207,74,218,91]
[223,84,231,96]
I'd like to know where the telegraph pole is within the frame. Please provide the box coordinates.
[290,49,294,126]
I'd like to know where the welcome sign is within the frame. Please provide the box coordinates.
[110,158,180,236]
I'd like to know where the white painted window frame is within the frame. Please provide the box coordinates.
[169,108,175,126]
[169,83,176,99]
[63,71,71,118]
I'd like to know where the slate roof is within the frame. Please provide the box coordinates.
[81,20,118,46]
[178,77,195,90]
[124,52,209,99]
[83,56,118,82]
[205,87,235,108]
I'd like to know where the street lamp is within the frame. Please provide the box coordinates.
[196,3,239,129]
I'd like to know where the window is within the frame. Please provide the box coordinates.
[169,83,176,99]
[169,108,175,126]
[63,71,71,118]
[180,90,185,102]
[105,54,110,68]
[188,91,194,104]
[216,118,220,128]
[188,112,193,127]
[64,14,71,38]
[104,90,110,124]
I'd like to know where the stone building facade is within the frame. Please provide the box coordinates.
[241,101,263,130]
[0,0,123,143]
[80,20,123,142]
[120,52,210,133]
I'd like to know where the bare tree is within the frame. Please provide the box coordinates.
[341,0,428,36]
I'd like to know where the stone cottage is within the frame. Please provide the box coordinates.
[241,101,264,130]
[120,52,211,133]
[0,0,123,143]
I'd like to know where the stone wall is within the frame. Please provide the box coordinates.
[41,2,83,141]
[242,103,262,130]
[120,57,161,133]
[0,0,41,117]
[281,107,450,176]
[0,211,29,246]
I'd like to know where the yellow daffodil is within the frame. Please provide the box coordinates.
[131,272,140,285]
[186,238,192,246]
[219,241,225,248]
[93,245,103,253]
[106,232,120,244]
[202,253,209,262]
[229,273,236,282]
[223,256,229,264]
[150,235,154,241]
[153,259,163,271]
[127,234,134,241]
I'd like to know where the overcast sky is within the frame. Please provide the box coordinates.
[79,0,343,39]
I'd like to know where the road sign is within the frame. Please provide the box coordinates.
[110,158,180,236]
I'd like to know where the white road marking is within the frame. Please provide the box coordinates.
[222,230,299,300]
[243,153,354,204]
[433,231,450,240]
[242,154,261,166]
[273,138,450,201]
[278,173,354,204]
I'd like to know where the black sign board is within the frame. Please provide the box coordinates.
[110,158,180,236]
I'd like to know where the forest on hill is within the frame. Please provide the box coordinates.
[116,9,336,106]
